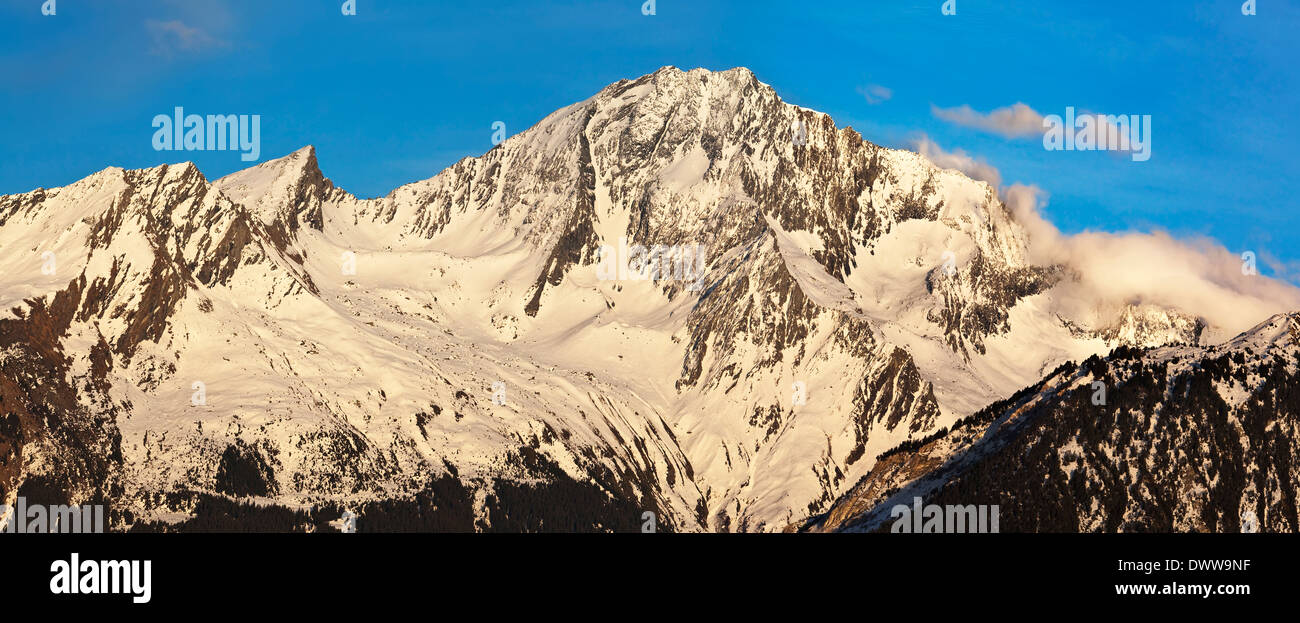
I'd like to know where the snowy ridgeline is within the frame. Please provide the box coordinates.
[1,66,1296,532]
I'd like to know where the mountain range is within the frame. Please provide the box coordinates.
[2,66,1297,532]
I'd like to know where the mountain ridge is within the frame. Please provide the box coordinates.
[804,311,1300,533]
[2,66,1298,532]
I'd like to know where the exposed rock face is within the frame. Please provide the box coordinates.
[0,67,1287,532]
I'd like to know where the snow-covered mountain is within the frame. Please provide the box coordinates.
[1,66,1295,532]
[804,312,1300,533]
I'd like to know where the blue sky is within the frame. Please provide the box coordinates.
[3,0,1298,277]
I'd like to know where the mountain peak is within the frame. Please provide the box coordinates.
[649,65,754,76]
[214,145,330,229]
[8,68,1300,536]
[217,145,321,188]
[644,65,761,89]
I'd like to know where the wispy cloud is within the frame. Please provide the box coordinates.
[857,84,893,105]
[932,102,1044,139]
[1260,249,1300,285]
[146,20,229,57]
[913,134,1001,188]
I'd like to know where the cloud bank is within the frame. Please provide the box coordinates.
[918,139,1300,337]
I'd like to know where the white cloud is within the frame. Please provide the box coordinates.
[857,84,893,105]
[918,140,1300,335]
[932,102,1045,139]
[1044,227,1300,337]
